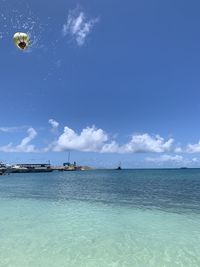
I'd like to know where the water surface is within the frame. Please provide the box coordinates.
[0,169,200,266]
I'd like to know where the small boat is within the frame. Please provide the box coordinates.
[116,162,122,170]
[116,166,122,170]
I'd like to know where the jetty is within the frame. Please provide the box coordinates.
[0,161,92,174]
[7,164,53,173]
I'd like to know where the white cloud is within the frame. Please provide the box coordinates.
[186,141,200,153]
[192,157,199,162]
[48,119,59,132]
[146,154,184,163]
[50,126,174,154]
[0,128,37,153]
[0,126,27,133]
[101,141,120,153]
[0,121,188,157]
[0,127,16,133]
[174,147,182,153]
[63,9,98,46]
[53,126,109,152]
[146,154,200,166]
[119,134,174,153]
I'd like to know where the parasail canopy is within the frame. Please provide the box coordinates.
[13,32,30,50]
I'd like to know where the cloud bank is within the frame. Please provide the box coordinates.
[146,154,184,163]
[50,126,174,154]
[1,121,200,158]
[145,154,199,166]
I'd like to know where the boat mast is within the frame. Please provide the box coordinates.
[68,151,71,164]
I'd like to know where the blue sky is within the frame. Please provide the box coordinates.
[1,0,200,168]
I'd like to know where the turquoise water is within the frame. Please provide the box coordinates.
[0,170,200,266]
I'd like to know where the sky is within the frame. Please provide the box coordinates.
[1,0,200,168]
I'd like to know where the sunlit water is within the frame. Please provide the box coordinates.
[0,169,200,267]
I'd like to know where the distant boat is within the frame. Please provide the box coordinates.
[116,162,122,170]
[116,166,122,170]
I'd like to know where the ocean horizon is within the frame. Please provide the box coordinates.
[0,169,200,266]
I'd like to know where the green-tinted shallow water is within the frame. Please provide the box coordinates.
[0,170,200,266]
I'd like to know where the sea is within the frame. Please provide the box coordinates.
[0,169,200,267]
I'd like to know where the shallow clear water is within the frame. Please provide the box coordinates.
[0,169,200,266]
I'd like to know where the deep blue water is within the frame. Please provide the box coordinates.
[1,169,200,213]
